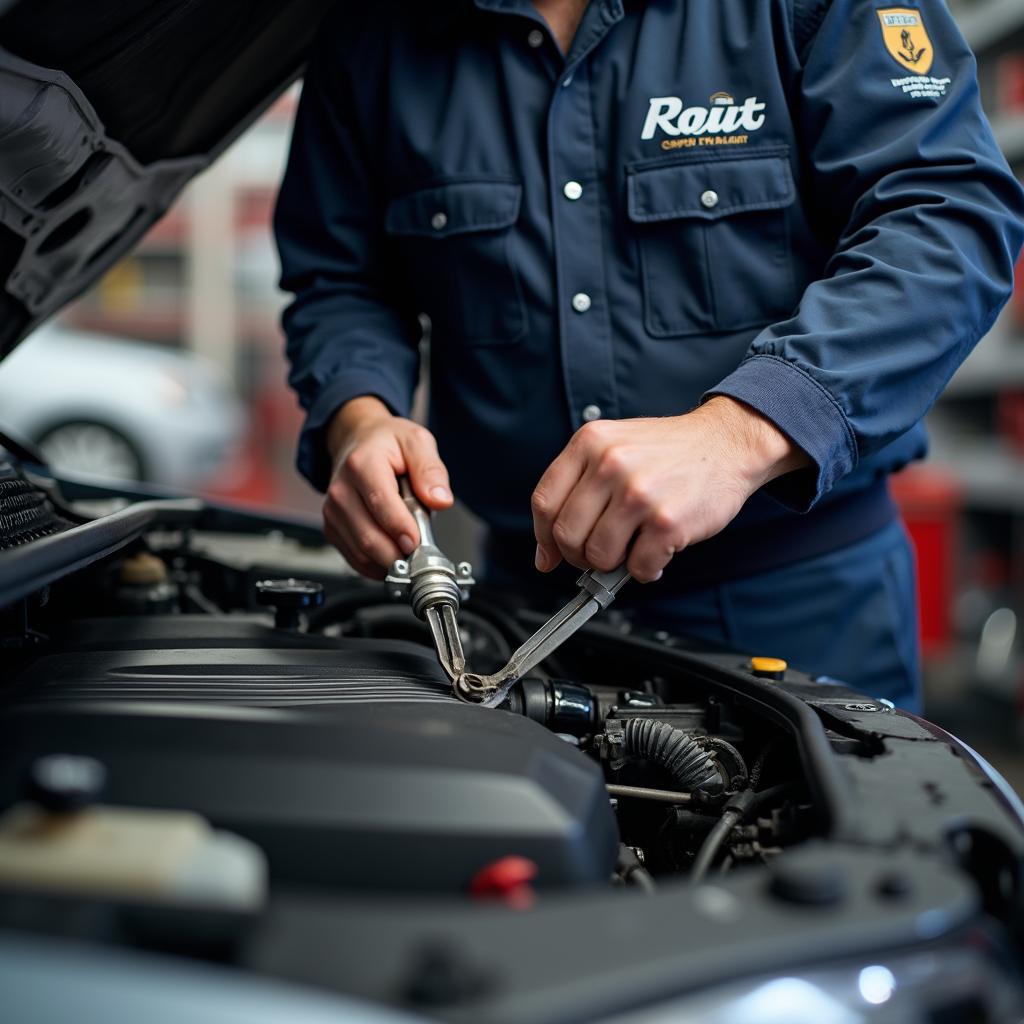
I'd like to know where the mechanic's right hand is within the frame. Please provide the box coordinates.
[324,396,453,580]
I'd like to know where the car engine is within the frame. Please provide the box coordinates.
[1,532,814,901]
[2,460,1024,1022]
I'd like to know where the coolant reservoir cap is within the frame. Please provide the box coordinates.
[751,656,787,680]
[119,551,168,586]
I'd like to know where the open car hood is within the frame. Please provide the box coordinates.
[0,0,333,360]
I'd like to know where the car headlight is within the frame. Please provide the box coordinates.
[595,947,1022,1023]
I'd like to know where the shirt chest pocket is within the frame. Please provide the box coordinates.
[627,149,798,338]
[384,179,526,347]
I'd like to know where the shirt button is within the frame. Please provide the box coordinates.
[430,211,448,230]
[700,189,719,209]
[563,181,583,201]
[562,74,573,88]
[527,28,544,48]
[571,292,592,313]
[582,404,602,422]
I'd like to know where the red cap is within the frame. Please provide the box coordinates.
[469,856,539,909]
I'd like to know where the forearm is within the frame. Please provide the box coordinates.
[275,19,422,493]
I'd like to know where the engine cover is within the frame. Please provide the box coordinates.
[0,619,619,892]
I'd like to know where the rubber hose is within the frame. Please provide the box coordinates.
[689,785,794,884]
[690,808,744,885]
[622,718,724,794]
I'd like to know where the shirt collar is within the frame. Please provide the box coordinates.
[471,0,624,18]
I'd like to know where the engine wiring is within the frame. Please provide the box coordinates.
[37,539,810,892]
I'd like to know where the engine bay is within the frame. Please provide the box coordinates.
[2,476,1024,1021]
[1,521,823,900]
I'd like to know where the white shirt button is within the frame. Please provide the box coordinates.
[700,189,720,209]
[563,181,583,201]
[527,29,544,48]
[430,211,447,230]
[562,74,573,88]
[582,404,602,422]
[571,292,592,313]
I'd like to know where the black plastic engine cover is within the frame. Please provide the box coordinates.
[0,629,620,892]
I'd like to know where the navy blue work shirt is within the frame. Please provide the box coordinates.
[275,0,1024,584]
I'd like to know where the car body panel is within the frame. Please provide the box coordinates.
[0,324,244,487]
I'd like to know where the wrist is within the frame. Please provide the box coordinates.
[695,396,810,492]
[327,395,393,462]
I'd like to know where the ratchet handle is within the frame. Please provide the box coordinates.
[398,475,426,515]
[397,476,435,549]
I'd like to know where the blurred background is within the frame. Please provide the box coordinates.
[2,3,1023,785]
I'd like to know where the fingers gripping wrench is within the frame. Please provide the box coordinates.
[385,478,475,681]
[385,479,632,706]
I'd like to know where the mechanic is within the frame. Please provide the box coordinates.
[274,0,1024,711]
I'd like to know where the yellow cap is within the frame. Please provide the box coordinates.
[750,656,788,677]
[119,551,168,586]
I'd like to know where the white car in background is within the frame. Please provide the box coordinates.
[0,322,245,488]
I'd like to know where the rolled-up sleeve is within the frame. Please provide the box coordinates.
[274,15,421,492]
[707,0,1024,510]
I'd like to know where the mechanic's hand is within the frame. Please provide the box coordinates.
[531,396,810,584]
[324,396,453,579]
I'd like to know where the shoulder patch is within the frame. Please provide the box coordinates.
[877,8,933,74]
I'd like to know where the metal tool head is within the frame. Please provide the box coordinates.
[385,477,474,683]
[384,478,630,703]
[451,565,631,706]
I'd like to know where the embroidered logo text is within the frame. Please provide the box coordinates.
[641,94,766,149]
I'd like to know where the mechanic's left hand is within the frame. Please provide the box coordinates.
[532,396,811,583]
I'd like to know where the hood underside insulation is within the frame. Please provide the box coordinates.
[0,0,335,359]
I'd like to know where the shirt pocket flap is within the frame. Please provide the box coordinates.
[385,180,522,237]
[627,151,794,223]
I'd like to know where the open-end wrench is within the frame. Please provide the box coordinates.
[452,565,631,707]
